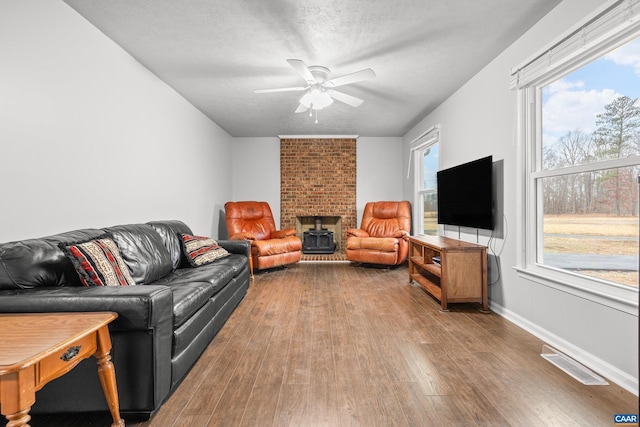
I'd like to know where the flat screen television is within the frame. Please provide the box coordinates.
[437,155,493,230]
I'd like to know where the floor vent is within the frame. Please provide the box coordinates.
[541,344,608,386]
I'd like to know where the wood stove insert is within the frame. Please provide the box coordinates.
[302,229,336,254]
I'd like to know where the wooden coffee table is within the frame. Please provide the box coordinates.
[0,312,124,427]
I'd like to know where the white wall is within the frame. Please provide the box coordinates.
[228,137,281,234]
[230,136,404,229]
[0,0,233,242]
[403,0,638,394]
[357,137,404,226]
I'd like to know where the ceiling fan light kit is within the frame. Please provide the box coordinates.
[299,88,333,110]
[255,59,375,122]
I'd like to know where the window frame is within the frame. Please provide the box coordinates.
[411,126,440,235]
[514,24,640,315]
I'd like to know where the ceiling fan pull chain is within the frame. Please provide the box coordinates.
[315,109,318,124]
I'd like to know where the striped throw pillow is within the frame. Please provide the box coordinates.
[61,237,135,286]
[180,234,230,267]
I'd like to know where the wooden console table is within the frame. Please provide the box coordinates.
[408,235,488,312]
[0,312,124,427]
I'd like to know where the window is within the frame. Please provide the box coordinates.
[419,143,439,235]
[411,126,439,235]
[512,0,640,313]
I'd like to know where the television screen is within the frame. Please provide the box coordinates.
[437,155,493,230]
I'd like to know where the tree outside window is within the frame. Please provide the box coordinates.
[539,37,640,287]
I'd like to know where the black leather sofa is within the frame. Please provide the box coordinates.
[0,220,250,419]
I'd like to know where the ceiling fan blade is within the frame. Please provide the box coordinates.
[324,68,376,88]
[294,103,308,113]
[327,90,364,107]
[254,86,308,94]
[287,59,316,84]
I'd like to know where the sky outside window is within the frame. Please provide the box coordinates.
[542,37,640,148]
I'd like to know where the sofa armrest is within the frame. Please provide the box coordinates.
[218,239,251,259]
[0,285,175,415]
[0,285,173,332]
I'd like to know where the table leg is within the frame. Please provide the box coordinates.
[1,368,35,427]
[4,408,30,427]
[95,327,125,427]
[440,300,450,312]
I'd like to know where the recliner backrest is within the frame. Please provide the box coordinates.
[225,201,277,240]
[361,201,411,238]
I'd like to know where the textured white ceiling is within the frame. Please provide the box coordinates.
[62,0,561,137]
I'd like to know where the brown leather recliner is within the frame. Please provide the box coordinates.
[224,201,302,274]
[346,201,411,266]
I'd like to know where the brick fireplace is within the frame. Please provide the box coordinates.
[280,137,357,253]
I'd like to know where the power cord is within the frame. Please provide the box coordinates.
[487,214,507,286]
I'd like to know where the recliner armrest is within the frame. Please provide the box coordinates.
[270,228,296,239]
[347,228,370,238]
[229,232,256,241]
[392,230,410,240]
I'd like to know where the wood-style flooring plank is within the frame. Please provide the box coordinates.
[281,279,314,385]
[240,269,303,427]
[274,383,310,426]
[206,270,292,427]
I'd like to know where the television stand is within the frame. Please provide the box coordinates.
[408,235,488,312]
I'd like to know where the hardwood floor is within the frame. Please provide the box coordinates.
[32,262,637,426]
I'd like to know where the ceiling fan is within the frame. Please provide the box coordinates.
[254,59,376,115]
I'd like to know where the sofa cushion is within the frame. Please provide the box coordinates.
[180,234,230,267]
[103,224,173,285]
[61,237,136,287]
[163,281,216,328]
[153,255,244,295]
[204,253,248,277]
[0,228,104,290]
[150,253,247,330]
[147,220,193,270]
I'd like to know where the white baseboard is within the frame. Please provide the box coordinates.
[489,301,639,396]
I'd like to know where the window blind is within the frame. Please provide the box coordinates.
[510,0,640,89]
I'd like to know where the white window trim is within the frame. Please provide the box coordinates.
[410,126,440,235]
[513,0,640,316]
[510,0,640,90]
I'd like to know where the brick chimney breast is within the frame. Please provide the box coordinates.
[280,138,357,253]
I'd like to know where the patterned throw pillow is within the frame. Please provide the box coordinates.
[61,237,136,287]
[180,234,230,267]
